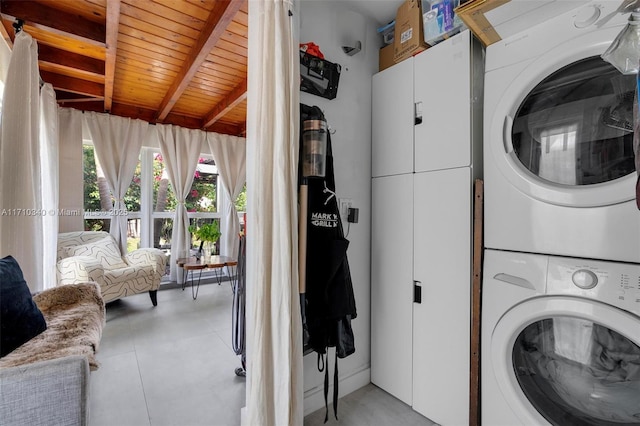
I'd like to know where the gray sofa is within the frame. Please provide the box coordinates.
[0,355,90,425]
[0,282,105,426]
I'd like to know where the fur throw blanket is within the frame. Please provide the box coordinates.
[0,282,105,371]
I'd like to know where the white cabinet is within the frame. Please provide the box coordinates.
[412,168,470,424]
[414,35,472,172]
[371,58,414,177]
[372,30,476,178]
[371,30,481,425]
[370,174,414,405]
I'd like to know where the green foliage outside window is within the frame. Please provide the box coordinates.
[83,146,246,247]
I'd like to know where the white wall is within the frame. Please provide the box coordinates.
[299,0,390,415]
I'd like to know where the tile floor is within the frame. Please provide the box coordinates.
[89,280,436,426]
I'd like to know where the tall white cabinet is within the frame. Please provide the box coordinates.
[371,30,483,425]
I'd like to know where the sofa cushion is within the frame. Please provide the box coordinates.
[64,238,127,270]
[0,256,47,357]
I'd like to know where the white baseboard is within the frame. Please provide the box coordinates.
[303,366,371,416]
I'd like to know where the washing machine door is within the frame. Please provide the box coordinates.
[492,297,640,425]
[490,26,637,207]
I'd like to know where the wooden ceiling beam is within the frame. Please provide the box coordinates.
[41,71,104,98]
[155,0,244,121]
[202,78,247,128]
[206,121,244,136]
[104,0,121,112]
[38,44,105,77]
[0,0,106,46]
[56,91,104,102]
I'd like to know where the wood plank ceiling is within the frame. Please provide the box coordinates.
[0,0,248,136]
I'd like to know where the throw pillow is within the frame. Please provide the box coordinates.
[64,237,128,270]
[0,255,47,357]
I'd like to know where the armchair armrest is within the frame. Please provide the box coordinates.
[57,256,105,287]
[0,355,90,426]
[125,248,167,279]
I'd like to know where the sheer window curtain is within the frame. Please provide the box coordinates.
[40,83,58,289]
[84,112,148,254]
[0,31,58,292]
[155,124,204,283]
[206,133,246,258]
[245,0,303,424]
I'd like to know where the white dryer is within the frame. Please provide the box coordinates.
[482,248,640,425]
[484,1,640,262]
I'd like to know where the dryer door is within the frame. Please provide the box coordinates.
[491,297,640,425]
[489,26,637,207]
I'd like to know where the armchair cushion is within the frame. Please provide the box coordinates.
[57,256,105,287]
[0,256,47,357]
[64,238,128,270]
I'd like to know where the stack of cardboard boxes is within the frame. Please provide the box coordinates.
[379,0,466,72]
[379,0,428,72]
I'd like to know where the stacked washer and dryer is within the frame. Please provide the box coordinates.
[482,2,640,425]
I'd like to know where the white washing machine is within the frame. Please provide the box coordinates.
[482,248,640,425]
[484,1,640,262]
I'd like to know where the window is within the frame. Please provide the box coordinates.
[538,123,578,185]
[82,144,141,252]
[83,144,246,279]
[150,152,221,255]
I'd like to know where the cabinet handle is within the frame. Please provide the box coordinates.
[413,281,422,304]
[414,102,423,125]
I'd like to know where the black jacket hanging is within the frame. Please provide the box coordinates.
[299,104,357,422]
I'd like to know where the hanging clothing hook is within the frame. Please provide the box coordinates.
[13,19,24,35]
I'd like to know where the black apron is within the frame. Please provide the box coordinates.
[300,104,357,422]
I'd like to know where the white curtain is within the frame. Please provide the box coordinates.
[0,31,52,291]
[246,0,303,424]
[85,112,148,254]
[40,83,58,289]
[206,133,246,258]
[57,108,84,232]
[155,124,203,283]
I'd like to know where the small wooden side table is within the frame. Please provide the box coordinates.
[176,256,238,299]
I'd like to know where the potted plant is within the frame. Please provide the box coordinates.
[189,221,221,262]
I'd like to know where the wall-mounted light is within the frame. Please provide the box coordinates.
[342,41,361,56]
[602,8,640,74]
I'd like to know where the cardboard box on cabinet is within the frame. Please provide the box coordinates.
[393,0,429,63]
[379,44,396,72]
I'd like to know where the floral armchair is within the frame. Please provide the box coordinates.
[56,231,167,306]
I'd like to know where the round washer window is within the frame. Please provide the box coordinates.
[513,316,640,425]
[512,57,635,186]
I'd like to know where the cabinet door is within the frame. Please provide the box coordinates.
[371,174,414,405]
[412,168,470,424]
[372,58,414,177]
[414,31,471,172]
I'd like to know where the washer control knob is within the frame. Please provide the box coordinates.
[572,269,598,289]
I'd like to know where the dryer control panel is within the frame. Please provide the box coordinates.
[547,257,640,317]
